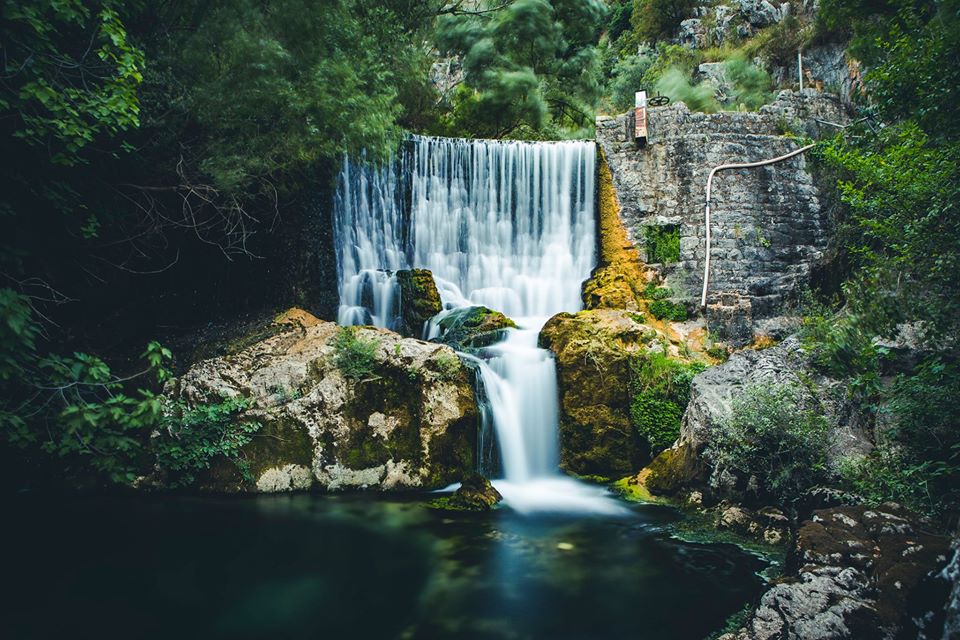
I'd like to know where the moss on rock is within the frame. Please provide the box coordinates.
[581,149,649,311]
[433,305,516,352]
[539,309,659,477]
[396,269,442,338]
[427,472,502,511]
[170,309,478,493]
[644,443,700,497]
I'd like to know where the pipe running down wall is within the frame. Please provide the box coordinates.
[700,143,816,308]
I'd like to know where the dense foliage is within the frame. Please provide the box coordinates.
[435,0,607,138]
[804,0,960,520]
[629,352,705,453]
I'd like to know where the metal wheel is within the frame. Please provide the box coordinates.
[648,94,670,107]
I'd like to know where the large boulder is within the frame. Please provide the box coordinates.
[646,335,871,502]
[721,504,950,640]
[166,309,477,493]
[395,269,442,338]
[539,309,665,477]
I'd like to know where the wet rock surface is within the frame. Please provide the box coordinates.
[166,308,477,493]
[430,305,516,352]
[720,504,950,640]
[429,472,503,511]
[395,269,442,338]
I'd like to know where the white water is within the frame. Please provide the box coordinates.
[333,137,626,515]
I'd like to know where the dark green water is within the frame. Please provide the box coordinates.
[4,493,768,639]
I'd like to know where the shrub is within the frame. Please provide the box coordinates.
[643,283,672,300]
[649,299,687,321]
[706,343,729,362]
[645,225,680,263]
[630,353,706,453]
[155,397,261,487]
[840,358,960,518]
[706,382,830,504]
[722,55,772,111]
[655,67,719,113]
[332,327,380,380]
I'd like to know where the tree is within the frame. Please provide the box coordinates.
[435,0,606,138]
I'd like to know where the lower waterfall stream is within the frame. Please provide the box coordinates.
[334,136,622,513]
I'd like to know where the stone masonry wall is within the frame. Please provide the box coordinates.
[596,90,849,344]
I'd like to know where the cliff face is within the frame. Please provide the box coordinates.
[596,91,849,345]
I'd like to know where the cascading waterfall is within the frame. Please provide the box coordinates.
[334,136,624,514]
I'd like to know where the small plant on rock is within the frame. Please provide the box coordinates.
[649,298,688,321]
[155,396,261,487]
[332,327,380,380]
[432,351,462,382]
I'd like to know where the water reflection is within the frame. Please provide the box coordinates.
[5,494,766,640]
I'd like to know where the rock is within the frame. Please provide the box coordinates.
[395,269,442,338]
[717,504,789,545]
[430,305,516,352]
[734,505,950,639]
[596,92,850,345]
[673,335,872,503]
[580,150,649,311]
[772,42,864,107]
[678,18,705,48]
[166,309,478,492]
[644,442,700,496]
[430,472,503,511]
[697,62,737,104]
[539,309,665,477]
[940,539,960,639]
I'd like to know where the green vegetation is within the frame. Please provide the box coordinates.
[706,383,829,504]
[332,327,381,380]
[644,225,681,264]
[629,353,706,453]
[435,0,607,138]
[796,0,960,518]
[156,397,261,487]
[431,351,463,382]
[649,299,688,321]
[0,285,260,486]
[839,360,960,517]
[630,0,697,44]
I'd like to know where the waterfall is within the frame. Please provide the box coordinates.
[334,136,625,514]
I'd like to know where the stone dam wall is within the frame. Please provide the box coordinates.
[596,90,849,344]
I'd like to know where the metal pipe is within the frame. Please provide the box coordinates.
[798,49,803,91]
[700,143,816,308]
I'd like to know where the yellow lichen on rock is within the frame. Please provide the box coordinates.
[581,149,650,311]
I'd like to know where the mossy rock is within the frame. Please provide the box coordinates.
[612,468,669,504]
[540,310,658,477]
[427,472,502,511]
[396,269,442,338]
[432,305,516,352]
[644,443,699,496]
